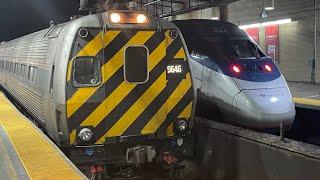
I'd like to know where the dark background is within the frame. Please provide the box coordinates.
[0,0,80,41]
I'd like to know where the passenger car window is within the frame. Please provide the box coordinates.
[32,67,37,83]
[21,64,26,77]
[15,63,20,75]
[10,62,14,72]
[29,66,34,81]
[72,56,101,87]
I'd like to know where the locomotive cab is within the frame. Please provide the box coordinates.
[0,8,194,177]
[65,10,194,170]
[173,19,295,129]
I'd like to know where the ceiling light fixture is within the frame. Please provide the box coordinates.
[264,0,275,11]
[261,19,292,26]
[239,18,292,29]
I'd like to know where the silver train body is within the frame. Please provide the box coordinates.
[174,20,295,129]
[0,13,109,144]
[0,10,194,158]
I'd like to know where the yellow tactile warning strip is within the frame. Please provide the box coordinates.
[0,92,86,179]
[293,97,320,107]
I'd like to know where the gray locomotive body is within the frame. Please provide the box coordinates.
[0,11,194,172]
[0,14,103,144]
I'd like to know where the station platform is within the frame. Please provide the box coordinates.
[195,118,320,180]
[0,92,85,179]
[287,82,320,110]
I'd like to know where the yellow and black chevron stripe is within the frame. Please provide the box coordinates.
[66,29,193,145]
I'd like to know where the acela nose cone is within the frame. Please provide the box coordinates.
[234,87,296,128]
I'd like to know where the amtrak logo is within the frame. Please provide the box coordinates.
[212,27,227,33]
[258,92,284,98]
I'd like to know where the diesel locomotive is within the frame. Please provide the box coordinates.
[0,10,194,177]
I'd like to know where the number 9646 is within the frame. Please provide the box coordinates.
[167,65,182,74]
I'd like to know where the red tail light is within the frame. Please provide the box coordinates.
[264,64,272,72]
[232,65,241,73]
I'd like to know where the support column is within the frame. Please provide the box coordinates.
[219,4,228,21]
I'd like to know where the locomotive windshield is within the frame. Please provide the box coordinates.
[72,56,101,87]
[188,37,264,60]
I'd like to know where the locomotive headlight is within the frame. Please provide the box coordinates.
[174,119,188,135]
[178,120,188,132]
[78,128,93,142]
[108,12,149,24]
[177,138,184,146]
[136,14,147,23]
[110,13,121,23]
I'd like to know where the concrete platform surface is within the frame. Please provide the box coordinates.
[288,82,320,100]
[288,82,320,109]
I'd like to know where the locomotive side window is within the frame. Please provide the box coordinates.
[72,56,101,87]
[124,46,149,83]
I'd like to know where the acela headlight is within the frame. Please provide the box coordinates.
[78,128,93,142]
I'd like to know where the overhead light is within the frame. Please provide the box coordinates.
[265,7,274,11]
[239,23,261,29]
[144,0,161,6]
[239,18,292,29]
[261,9,269,18]
[211,17,219,20]
[261,19,292,26]
[264,0,274,11]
